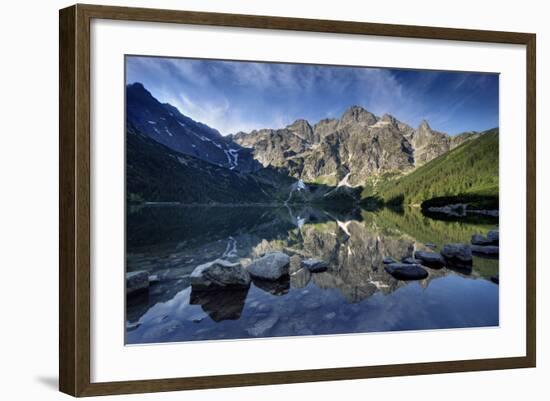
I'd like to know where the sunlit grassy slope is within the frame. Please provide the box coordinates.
[362,128,499,206]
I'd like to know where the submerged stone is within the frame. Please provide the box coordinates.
[384,263,428,280]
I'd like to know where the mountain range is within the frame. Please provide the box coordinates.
[231,106,481,187]
[126,82,497,207]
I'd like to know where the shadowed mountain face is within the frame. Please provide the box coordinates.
[126,83,260,173]
[233,108,479,186]
[126,124,286,204]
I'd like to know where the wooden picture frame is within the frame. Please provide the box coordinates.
[59,3,536,397]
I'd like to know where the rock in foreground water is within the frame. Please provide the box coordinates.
[247,251,290,280]
[301,258,328,272]
[414,251,445,268]
[441,243,473,268]
[471,230,499,246]
[471,245,499,256]
[190,259,250,289]
[471,234,493,246]
[384,263,428,280]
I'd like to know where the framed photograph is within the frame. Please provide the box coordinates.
[59,4,536,397]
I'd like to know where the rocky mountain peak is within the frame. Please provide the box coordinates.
[379,113,399,128]
[287,118,311,130]
[229,100,483,185]
[418,119,431,131]
[128,81,146,91]
[414,120,438,144]
[338,105,378,128]
[411,119,453,167]
[126,82,261,172]
[313,118,339,140]
[126,82,157,108]
[286,119,314,142]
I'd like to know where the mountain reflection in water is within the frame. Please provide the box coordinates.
[126,205,499,344]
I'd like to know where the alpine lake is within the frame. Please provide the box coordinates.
[126,204,499,344]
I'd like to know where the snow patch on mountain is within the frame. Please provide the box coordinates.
[337,172,353,188]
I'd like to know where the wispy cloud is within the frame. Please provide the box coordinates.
[126,56,499,135]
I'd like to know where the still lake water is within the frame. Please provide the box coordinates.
[126,205,499,344]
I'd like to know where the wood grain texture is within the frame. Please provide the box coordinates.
[59,5,76,396]
[59,3,537,397]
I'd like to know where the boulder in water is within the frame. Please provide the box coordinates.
[301,258,328,272]
[441,243,473,269]
[190,259,250,289]
[414,251,445,268]
[471,231,499,246]
[471,234,493,246]
[247,251,290,280]
[384,263,428,280]
[471,245,499,257]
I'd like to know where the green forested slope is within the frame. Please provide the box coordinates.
[362,128,499,205]
[126,125,284,204]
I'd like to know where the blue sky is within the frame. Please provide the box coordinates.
[126,56,499,136]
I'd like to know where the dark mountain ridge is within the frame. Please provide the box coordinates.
[126,83,260,173]
[126,123,286,204]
